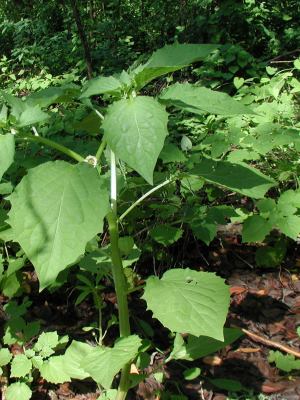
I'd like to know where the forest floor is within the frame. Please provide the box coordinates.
[2,236,300,400]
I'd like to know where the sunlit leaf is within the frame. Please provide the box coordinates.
[81,335,142,389]
[103,96,168,184]
[0,134,14,182]
[143,268,230,340]
[8,161,110,289]
[160,83,254,115]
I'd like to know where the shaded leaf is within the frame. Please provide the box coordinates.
[160,83,254,115]
[150,225,183,246]
[133,43,218,89]
[210,378,245,392]
[192,158,276,198]
[17,105,49,127]
[80,76,123,98]
[242,215,272,242]
[26,84,80,108]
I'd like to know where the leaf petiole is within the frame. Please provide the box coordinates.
[17,134,85,163]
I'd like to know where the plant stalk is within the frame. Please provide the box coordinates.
[107,150,131,400]
[119,178,172,222]
[18,135,85,163]
[95,139,106,161]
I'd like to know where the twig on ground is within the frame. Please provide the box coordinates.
[241,328,300,358]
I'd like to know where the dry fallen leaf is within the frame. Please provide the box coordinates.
[230,286,247,295]
[203,355,223,366]
[235,347,261,353]
[130,363,139,374]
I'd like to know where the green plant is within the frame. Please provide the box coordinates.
[0,42,292,399]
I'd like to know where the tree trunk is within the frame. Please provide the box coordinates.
[69,0,93,79]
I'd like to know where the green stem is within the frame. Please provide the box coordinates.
[107,149,131,400]
[96,139,106,161]
[18,135,85,163]
[119,178,172,222]
[107,212,130,337]
[107,211,131,400]
[93,291,103,345]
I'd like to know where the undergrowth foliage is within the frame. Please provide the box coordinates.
[0,43,300,399]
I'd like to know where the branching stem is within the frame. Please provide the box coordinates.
[119,178,172,222]
[18,135,85,163]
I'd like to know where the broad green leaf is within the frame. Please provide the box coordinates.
[190,220,216,245]
[192,158,276,198]
[276,215,300,240]
[160,83,253,115]
[122,245,141,268]
[118,236,135,255]
[81,335,142,389]
[74,111,101,136]
[159,143,187,164]
[26,84,80,108]
[80,76,123,98]
[8,161,110,289]
[1,91,26,117]
[257,198,277,215]
[255,241,286,268]
[170,328,243,361]
[34,332,59,357]
[233,77,244,89]
[278,189,300,209]
[0,348,12,366]
[181,135,193,151]
[180,175,204,195]
[0,104,8,127]
[143,268,230,340]
[31,355,43,369]
[183,367,201,380]
[1,272,21,298]
[133,43,218,89]
[0,181,13,195]
[227,149,260,163]
[0,134,14,182]
[150,225,183,246]
[79,248,111,275]
[268,351,300,372]
[10,354,32,378]
[294,59,300,70]
[0,228,15,242]
[242,215,272,242]
[210,378,245,392]
[103,96,168,184]
[62,340,93,380]
[17,105,49,127]
[39,356,71,383]
[6,256,26,277]
[6,382,32,400]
